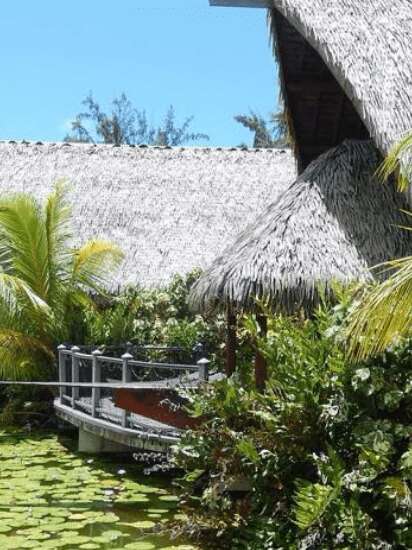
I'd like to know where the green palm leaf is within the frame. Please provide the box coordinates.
[72,240,123,293]
[0,184,123,379]
[347,255,412,360]
[0,193,49,299]
[377,132,412,191]
[293,481,335,530]
[0,329,54,380]
[347,131,412,360]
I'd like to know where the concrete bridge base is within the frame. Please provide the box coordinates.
[55,398,179,454]
[78,427,131,453]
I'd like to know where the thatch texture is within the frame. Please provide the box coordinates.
[267,1,412,171]
[189,140,412,313]
[0,141,296,289]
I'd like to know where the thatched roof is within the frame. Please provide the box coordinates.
[0,141,296,289]
[267,1,412,172]
[211,2,412,172]
[189,140,412,314]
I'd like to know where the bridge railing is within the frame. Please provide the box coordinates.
[57,344,210,430]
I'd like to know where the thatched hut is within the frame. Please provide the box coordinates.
[190,140,412,313]
[206,1,412,385]
[189,140,412,384]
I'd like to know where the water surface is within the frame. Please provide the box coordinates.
[0,429,197,549]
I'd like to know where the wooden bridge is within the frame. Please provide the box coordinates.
[53,344,216,453]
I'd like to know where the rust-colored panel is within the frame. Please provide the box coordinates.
[114,389,200,429]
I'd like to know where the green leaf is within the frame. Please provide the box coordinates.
[293,482,335,530]
[236,438,260,463]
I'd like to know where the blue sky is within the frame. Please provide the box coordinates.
[0,0,280,146]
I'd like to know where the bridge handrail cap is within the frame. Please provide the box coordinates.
[57,344,66,350]
[197,357,210,366]
[121,352,134,360]
[71,345,81,352]
[92,349,103,356]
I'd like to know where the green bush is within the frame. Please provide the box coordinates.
[173,294,412,549]
[83,271,225,363]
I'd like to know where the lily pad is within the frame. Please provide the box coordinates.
[124,543,156,550]
[158,495,179,502]
[0,429,191,549]
[98,529,123,541]
[126,520,156,530]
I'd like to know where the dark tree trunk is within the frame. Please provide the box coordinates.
[226,308,237,377]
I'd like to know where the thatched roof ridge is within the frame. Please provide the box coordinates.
[267,1,412,171]
[189,140,412,313]
[0,141,296,289]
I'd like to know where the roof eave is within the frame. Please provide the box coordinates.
[209,1,270,7]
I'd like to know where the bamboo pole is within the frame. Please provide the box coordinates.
[254,314,267,391]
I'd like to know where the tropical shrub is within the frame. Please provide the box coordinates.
[0,184,123,380]
[173,294,412,549]
[83,271,226,363]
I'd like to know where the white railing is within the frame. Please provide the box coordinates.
[57,344,210,430]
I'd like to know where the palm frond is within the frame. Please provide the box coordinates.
[0,329,54,380]
[347,254,412,360]
[0,272,50,316]
[377,131,412,191]
[45,181,72,288]
[0,194,49,299]
[0,187,122,380]
[72,240,123,293]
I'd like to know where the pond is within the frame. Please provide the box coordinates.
[0,429,197,549]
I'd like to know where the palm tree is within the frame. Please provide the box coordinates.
[234,109,290,148]
[347,132,412,360]
[0,183,123,379]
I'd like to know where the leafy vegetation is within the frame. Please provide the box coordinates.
[65,93,209,146]
[83,271,225,363]
[173,292,412,549]
[0,184,122,380]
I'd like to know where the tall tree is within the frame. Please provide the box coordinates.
[234,109,289,148]
[65,93,209,146]
[0,184,123,379]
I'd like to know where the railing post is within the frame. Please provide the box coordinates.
[192,342,204,363]
[197,358,210,382]
[57,344,67,402]
[71,346,80,409]
[91,349,102,418]
[121,349,133,427]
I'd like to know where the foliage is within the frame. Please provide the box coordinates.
[65,92,209,146]
[173,293,412,549]
[347,131,412,360]
[84,271,225,363]
[377,131,412,192]
[0,183,123,379]
[346,256,412,361]
[234,109,289,148]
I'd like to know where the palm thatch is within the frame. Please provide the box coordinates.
[0,141,296,290]
[189,140,412,314]
[266,1,412,172]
